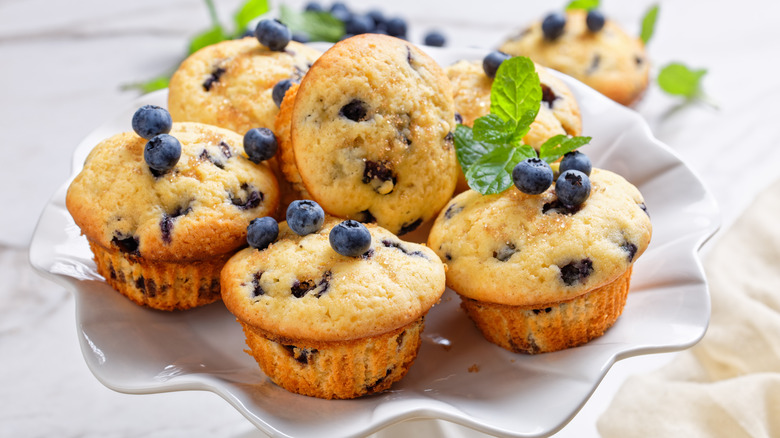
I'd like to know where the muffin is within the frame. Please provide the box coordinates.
[273,81,311,199]
[499,10,650,106]
[66,122,279,310]
[280,34,458,235]
[446,58,582,191]
[221,217,446,399]
[167,38,322,134]
[427,168,652,353]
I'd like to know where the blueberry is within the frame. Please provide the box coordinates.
[243,128,277,163]
[512,158,554,195]
[272,79,294,108]
[345,14,374,35]
[255,19,291,51]
[556,170,591,207]
[483,51,511,79]
[286,200,325,236]
[541,12,566,41]
[340,99,368,122]
[329,220,371,257]
[329,2,352,22]
[366,9,385,26]
[247,217,278,250]
[423,30,446,47]
[385,17,407,38]
[132,105,172,140]
[304,2,324,12]
[586,10,605,32]
[144,134,181,174]
[559,150,592,176]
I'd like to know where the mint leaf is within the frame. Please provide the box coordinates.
[657,63,707,98]
[566,0,600,10]
[279,5,344,42]
[465,145,536,195]
[189,26,227,54]
[491,56,541,129]
[454,124,494,173]
[122,75,171,94]
[472,114,520,145]
[234,0,269,35]
[640,4,659,45]
[539,135,592,163]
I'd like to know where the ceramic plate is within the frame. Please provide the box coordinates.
[29,47,719,438]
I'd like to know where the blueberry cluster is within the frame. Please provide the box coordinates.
[286,199,372,258]
[133,105,180,175]
[512,151,593,209]
[246,200,370,258]
[300,2,446,47]
[541,10,606,41]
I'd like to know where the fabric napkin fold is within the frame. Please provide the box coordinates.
[598,178,780,438]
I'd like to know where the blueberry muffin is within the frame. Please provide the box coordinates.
[286,34,458,235]
[273,81,312,199]
[427,168,651,353]
[499,10,649,106]
[66,122,280,310]
[167,38,321,134]
[221,217,446,399]
[446,58,582,191]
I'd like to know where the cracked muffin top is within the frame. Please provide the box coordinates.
[221,217,446,342]
[66,122,279,261]
[427,168,651,306]
[289,34,458,235]
[167,38,322,134]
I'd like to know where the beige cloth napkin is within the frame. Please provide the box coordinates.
[598,179,780,438]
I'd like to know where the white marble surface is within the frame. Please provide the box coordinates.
[2,0,780,436]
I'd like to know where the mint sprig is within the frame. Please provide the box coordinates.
[279,5,345,42]
[566,0,600,11]
[453,56,591,195]
[640,4,659,45]
[539,135,592,164]
[235,0,270,34]
[657,62,714,105]
[465,146,536,195]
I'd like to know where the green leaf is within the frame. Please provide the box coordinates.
[566,0,600,11]
[188,26,227,54]
[539,135,592,163]
[122,75,171,94]
[491,56,541,130]
[465,145,536,195]
[657,63,707,98]
[234,0,270,35]
[454,124,495,173]
[472,114,518,145]
[279,5,345,42]
[640,4,659,45]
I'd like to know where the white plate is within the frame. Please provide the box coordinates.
[30,47,719,438]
